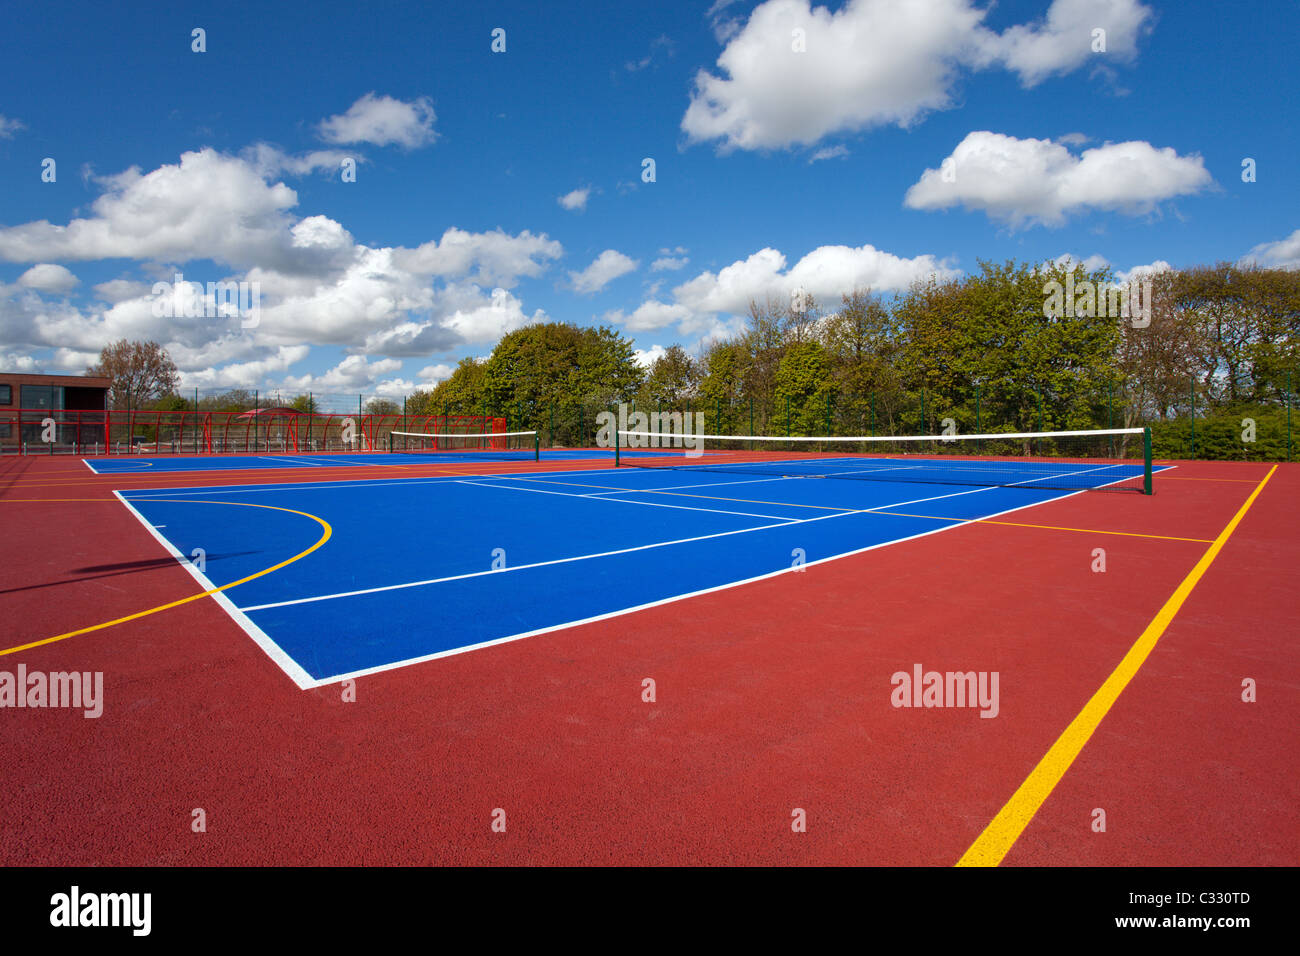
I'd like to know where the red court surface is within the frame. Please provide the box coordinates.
[0,454,1295,866]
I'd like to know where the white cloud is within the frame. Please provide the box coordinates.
[1113,260,1173,284]
[558,187,591,211]
[1053,253,1112,273]
[606,300,693,332]
[52,348,101,371]
[282,354,400,392]
[93,279,153,303]
[440,286,544,344]
[0,352,40,372]
[0,115,23,139]
[809,145,849,163]
[18,263,80,293]
[651,256,689,271]
[375,378,417,399]
[317,92,437,148]
[633,345,668,367]
[570,249,639,294]
[626,35,674,72]
[683,0,1154,151]
[673,243,954,316]
[392,227,563,287]
[994,0,1153,87]
[242,143,359,178]
[787,243,958,297]
[1240,229,1300,270]
[684,314,750,347]
[417,363,454,382]
[904,131,1212,228]
[180,346,311,389]
[0,148,304,270]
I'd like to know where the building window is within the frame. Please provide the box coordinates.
[0,420,10,438]
[0,384,10,404]
[21,384,57,410]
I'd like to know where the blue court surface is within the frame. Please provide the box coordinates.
[114,462,1155,689]
[86,448,630,474]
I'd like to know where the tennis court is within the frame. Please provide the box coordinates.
[112,428,1168,686]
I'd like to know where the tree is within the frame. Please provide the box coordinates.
[482,322,587,421]
[425,358,490,417]
[1172,263,1300,406]
[823,287,900,432]
[697,341,751,432]
[739,294,789,428]
[290,394,319,414]
[88,340,180,410]
[198,389,256,413]
[894,259,1121,433]
[1115,269,1207,424]
[774,340,836,435]
[364,398,400,417]
[638,345,699,407]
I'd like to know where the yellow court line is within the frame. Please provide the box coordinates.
[956,464,1277,867]
[0,499,333,657]
[870,510,1214,544]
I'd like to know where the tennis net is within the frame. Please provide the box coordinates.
[616,427,1153,493]
[388,429,540,461]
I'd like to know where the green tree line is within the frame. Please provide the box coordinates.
[407,259,1298,458]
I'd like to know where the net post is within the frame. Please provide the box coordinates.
[1143,427,1153,495]
[534,432,540,461]
[387,431,394,454]
[614,427,621,467]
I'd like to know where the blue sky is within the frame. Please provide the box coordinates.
[1,0,1296,401]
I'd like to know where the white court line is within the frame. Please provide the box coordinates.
[455,478,798,521]
[261,455,325,466]
[577,474,810,494]
[112,490,318,690]
[82,459,98,474]
[239,515,801,612]
[237,481,996,615]
[296,480,1085,688]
